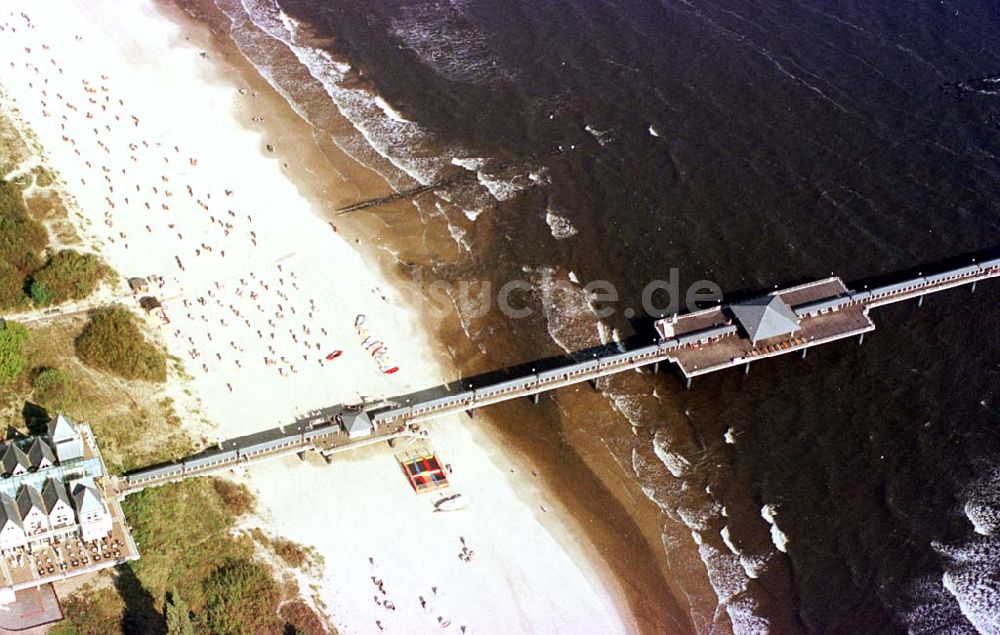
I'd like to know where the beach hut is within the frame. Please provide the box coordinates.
[127,277,149,295]
[139,296,170,325]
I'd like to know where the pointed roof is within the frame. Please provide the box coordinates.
[71,482,104,515]
[1,443,31,476]
[27,438,57,469]
[0,493,22,531]
[16,484,47,518]
[730,295,800,343]
[47,414,77,443]
[41,478,72,513]
[340,411,373,435]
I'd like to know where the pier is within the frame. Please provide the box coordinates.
[119,257,999,492]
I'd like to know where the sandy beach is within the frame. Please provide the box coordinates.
[0,1,639,632]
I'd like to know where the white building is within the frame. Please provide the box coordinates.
[71,480,112,541]
[47,414,83,462]
[0,415,114,552]
[0,494,25,552]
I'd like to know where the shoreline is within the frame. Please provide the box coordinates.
[0,1,654,632]
[157,0,701,632]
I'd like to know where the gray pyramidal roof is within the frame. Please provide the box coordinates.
[27,438,57,468]
[16,484,46,517]
[341,411,373,434]
[730,295,800,343]
[71,482,104,515]
[41,478,72,512]
[0,493,22,531]
[1,443,31,475]
[47,414,77,443]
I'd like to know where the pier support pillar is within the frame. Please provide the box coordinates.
[917,294,924,308]
[744,362,751,376]
[858,333,864,346]
[530,392,540,405]
[466,409,476,420]
[972,280,977,293]
[589,379,599,392]
[685,377,692,390]
[801,348,807,359]
[652,361,660,375]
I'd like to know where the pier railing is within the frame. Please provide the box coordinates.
[119,258,998,490]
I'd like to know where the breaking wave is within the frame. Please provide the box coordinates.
[530,271,774,634]
[544,207,578,240]
[216,0,538,213]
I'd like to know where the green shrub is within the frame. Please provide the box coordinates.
[122,479,255,611]
[201,559,280,635]
[33,167,55,188]
[211,478,256,516]
[29,249,104,305]
[28,279,53,306]
[0,179,47,273]
[32,367,71,409]
[0,260,27,309]
[53,586,126,635]
[165,587,195,635]
[0,320,28,385]
[75,306,166,382]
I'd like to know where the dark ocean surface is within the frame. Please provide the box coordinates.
[202,0,1000,632]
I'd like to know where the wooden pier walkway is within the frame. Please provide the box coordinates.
[115,411,428,496]
[119,257,999,492]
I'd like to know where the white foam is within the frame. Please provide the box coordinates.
[721,525,738,554]
[724,427,737,445]
[965,499,998,537]
[447,223,470,252]
[740,553,769,580]
[648,125,660,137]
[761,504,789,553]
[451,156,485,171]
[942,564,1000,634]
[373,95,411,123]
[545,208,578,240]
[653,430,692,478]
[697,542,746,605]
[584,124,613,146]
[477,172,524,201]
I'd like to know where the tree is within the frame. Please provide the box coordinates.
[201,560,281,635]
[28,279,53,306]
[0,260,26,309]
[164,587,194,635]
[0,320,28,385]
[75,306,166,382]
[33,367,71,410]
[29,249,105,305]
[0,180,47,273]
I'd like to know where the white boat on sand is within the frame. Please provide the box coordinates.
[434,493,468,512]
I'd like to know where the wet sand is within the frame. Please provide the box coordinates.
[158,0,709,632]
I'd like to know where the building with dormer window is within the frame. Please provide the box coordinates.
[0,414,139,604]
